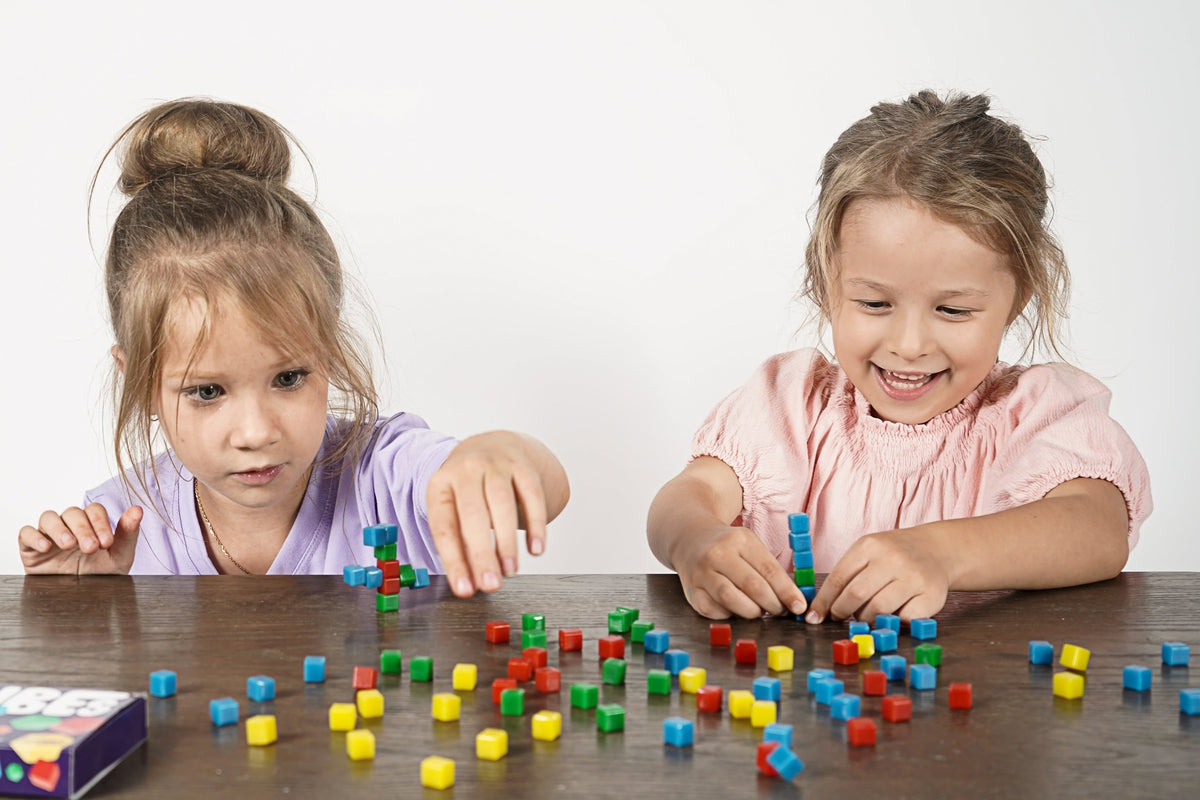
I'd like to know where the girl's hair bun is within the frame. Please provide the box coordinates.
[116,99,293,196]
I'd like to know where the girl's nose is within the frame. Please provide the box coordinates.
[229,398,279,450]
[887,310,931,362]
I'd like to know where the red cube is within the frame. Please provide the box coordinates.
[709,623,732,647]
[535,666,562,693]
[491,677,518,704]
[523,647,549,669]
[882,694,913,723]
[756,741,781,776]
[598,635,625,660]
[862,670,887,696]
[377,560,400,579]
[832,639,859,665]
[696,685,723,713]
[486,621,511,644]
[847,717,877,747]
[378,577,401,595]
[948,682,973,710]
[352,666,377,691]
[734,639,757,665]
[558,627,583,651]
[507,657,534,682]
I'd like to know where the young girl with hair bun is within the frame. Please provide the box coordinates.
[648,90,1151,622]
[19,99,569,596]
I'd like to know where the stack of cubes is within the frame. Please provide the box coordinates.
[789,513,816,608]
[341,524,428,612]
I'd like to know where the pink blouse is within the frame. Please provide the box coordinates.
[691,349,1152,572]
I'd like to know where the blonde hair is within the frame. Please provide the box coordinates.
[94,98,379,502]
[802,90,1069,360]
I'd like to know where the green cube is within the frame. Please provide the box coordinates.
[373,543,397,560]
[596,704,625,732]
[602,658,627,685]
[631,621,655,643]
[616,606,639,623]
[914,643,943,667]
[380,649,402,674]
[646,669,672,695]
[522,613,546,631]
[500,688,525,716]
[570,682,599,709]
[794,567,815,587]
[521,630,548,649]
[376,593,399,612]
[410,656,434,682]
[608,611,631,634]
[398,564,416,587]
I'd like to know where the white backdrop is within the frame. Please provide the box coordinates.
[3,1,1196,576]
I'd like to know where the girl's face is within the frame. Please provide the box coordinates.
[830,196,1020,425]
[154,297,329,517]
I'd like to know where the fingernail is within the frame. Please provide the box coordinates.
[60,535,73,548]
[790,601,806,616]
[530,538,544,555]
[482,571,501,591]
[501,558,516,577]
[455,577,473,596]
[805,610,821,624]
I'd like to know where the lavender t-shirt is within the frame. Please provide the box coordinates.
[85,413,458,575]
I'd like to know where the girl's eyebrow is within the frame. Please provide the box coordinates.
[842,276,992,299]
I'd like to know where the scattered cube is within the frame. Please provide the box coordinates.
[880,654,907,681]
[1163,642,1190,667]
[352,666,378,691]
[598,635,626,660]
[871,628,898,653]
[535,667,562,693]
[500,688,525,716]
[646,669,672,696]
[486,621,511,644]
[914,643,943,667]
[357,689,384,718]
[521,630,548,649]
[558,628,583,651]
[696,685,723,713]
[476,728,508,760]
[763,722,793,747]
[875,613,901,633]
[149,670,176,698]
[608,610,632,634]
[453,663,477,691]
[910,618,938,640]
[734,639,758,665]
[830,693,861,721]
[814,678,845,706]
[328,702,356,731]
[757,741,781,777]
[664,649,690,675]
[663,716,694,747]
[245,714,277,746]
[766,746,805,780]
[848,621,870,637]
[597,704,625,732]
[631,621,655,643]
[728,689,755,719]
[209,697,239,727]
[753,676,782,702]
[852,634,876,660]
[303,656,326,683]
[862,670,887,697]
[410,656,433,682]
[1029,640,1054,665]
[909,664,937,691]
[1053,671,1084,699]
[1181,688,1200,715]
[602,658,627,686]
[380,650,402,675]
[678,666,706,694]
[1123,665,1152,692]
[767,645,794,672]
[751,699,777,727]
[247,676,275,702]
[643,629,670,654]
[881,694,913,723]
[570,682,599,709]
[532,710,562,741]
[1060,644,1091,672]
[709,622,732,647]
[420,756,455,790]
[948,682,973,709]
[346,728,375,761]
[847,717,877,747]
[432,693,461,722]
[491,678,518,704]
[807,668,835,693]
[832,639,859,665]
[508,657,534,683]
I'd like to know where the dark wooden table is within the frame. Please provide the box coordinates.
[2,573,1197,798]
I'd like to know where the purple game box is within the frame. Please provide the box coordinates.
[0,686,147,799]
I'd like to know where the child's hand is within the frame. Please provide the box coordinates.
[671,524,809,620]
[426,431,568,598]
[18,504,143,575]
[805,526,950,624]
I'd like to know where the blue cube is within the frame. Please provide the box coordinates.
[787,513,810,533]
[364,567,383,589]
[814,678,844,705]
[663,716,694,747]
[875,613,901,633]
[799,586,817,605]
[880,654,907,681]
[209,697,239,727]
[830,692,861,721]
[848,621,870,637]
[807,668,835,693]
[643,629,670,654]
[343,565,366,586]
[247,675,276,702]
[792,550,814,569]
[766,746,804,780]
[753,676,782,702]
[1123,665,1152,691]
[1029,640,1054,665]
[763,722,793,748]
[1162,642,1190,667]
[362,524,398,547]
[663,649,690,675]
[149,670,176,698]
[303,655,326,683]
[909,664,937,690]
[789,532,812,552]
[1181,688,1200,715]
[871,628,898,653]
[910,618,938,640]
[411,567,430,588]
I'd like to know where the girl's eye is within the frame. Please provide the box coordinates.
[186,385,223,402]
[938,306,972,318]
[276,369,310,389]
[856,300,889,311]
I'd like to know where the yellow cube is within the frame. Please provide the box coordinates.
[728,689,755,719]
[432,692,461,722]
[1060,644,1091,672]
[346,728,375,761]
[1053,671,1085,699]
[245,714,277,746]
[329,702,357,732]
[678,666,707,694]
[476,728,508,760]
[452,663,478,692]
[750,700,777,728]
[767,645,794,672]
[357,689,384,719]
[421,755,456,790]
[531,710,562,741]
[853,634,876,660]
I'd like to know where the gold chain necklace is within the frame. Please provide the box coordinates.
[194,481,253,575]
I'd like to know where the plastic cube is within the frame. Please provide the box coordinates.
[362,524,397,546]
[346,728,375,761]
[411,567,430,588]
[815,678,844,706]
[663,716,694,747]
[832,639,859,665]
[500,688,525,716]
[646,669,672,695]
[880,654,907,681]
[875,613,901,633]
[830,693,861,721]
[398,564,416,587]
[420,756,455,790]
[734,639,758,665]
[948,682,973,709]
[807,668,835,693]
[376,593,399,612]
[709,623,732,646]
[643,629,670,654]
[352,666,378,691]
[521,630,548,649]
[751,700,777,727]
[608,610,632,634]
[763,722,793,748]
[149,670,176,698]
[753,676,782,702]
[881,694,913,722]
[914,643,943,667]
[1123,665,1152,691]
[793,549,814,569]
[532,710,562,741]
[601,658,627,686]
[570,682,599,709]
[535,667,561,693]
[847,717,877,746]
[476,728,508,760]
[245,714,277,746]
[485,621,511,644]
[357,689,384,718]
[1163,642,1190,667]
[453,663,477,691]
[728,689,755,719]
[788,513,810,533]
[1181,688,1200,715]
[209,697,238,727]
[597,704,625,732]
[378,560,400,580]
[303,656,326,683]
[631,621,655,643]
[1053,671,1084,699]
[491,678,517,704]
[757,741,781,776]
[871,628,898,653]
[432,693,461,722]
[664,649,690,675]
[909,664,937,691]
[767,645,794,672]
[1029,640,1054,665]
[910,618,938,640]
[789,532,812,551]
[696,685,723,713]
[378,577,400,595]
[848,621,870,637]
[380,650,402,675]
[343,565,366,586]
[328,702,356,731]
[800,585,817,604]
[852,634,876,660]
[862,670,887,697]
[247,676,275,702]
[794,567,815,587]
[507,657,533,682]
[364,567,383,589]
[410,656,433,682]
[1060,644,1091,672]
[522,613,546,631]
[766,746,804,780]
[678,666,706,693]
[598,635,625,660]
[558,627,583,651]
[373,543,397,561]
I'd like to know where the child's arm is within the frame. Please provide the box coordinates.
[648,456,809,619]
[18,505,143,575]
[805,477,1129,623]
[426,431,570,598]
